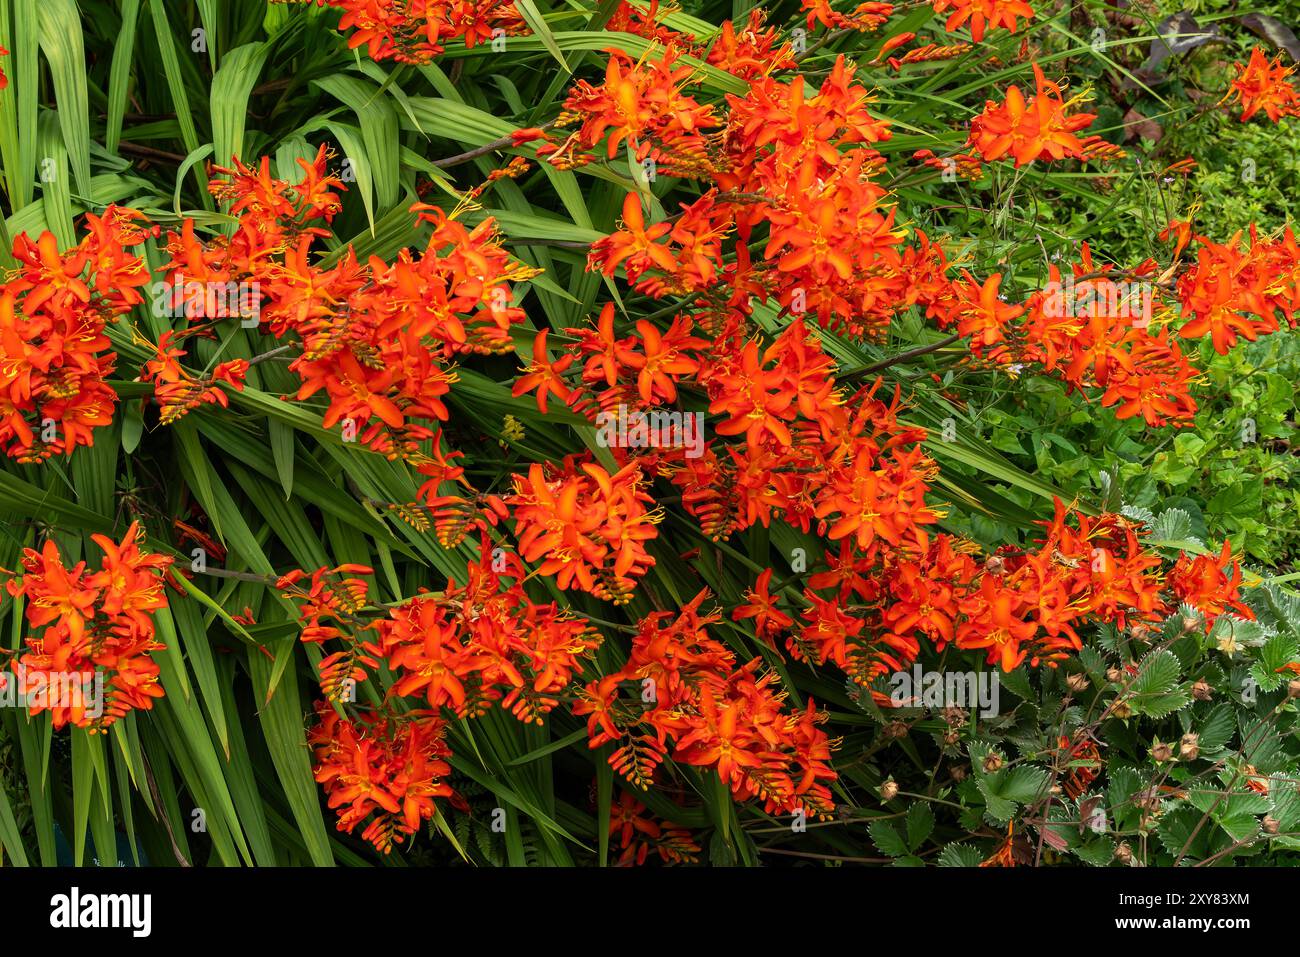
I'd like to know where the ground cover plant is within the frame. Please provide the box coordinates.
[0,0,1297,868]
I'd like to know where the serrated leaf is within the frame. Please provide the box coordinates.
[1198,703,1236,753]
[938,842,984,867]
[869,820,909,858]
[905,802,934,850]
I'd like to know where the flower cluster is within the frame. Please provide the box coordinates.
[0,208,154,461]
[141,331,250,425]
[378,547,602,722]
[967,65,1123,166]
[155,148,532,475]
[1175,224,1300,354]
[576,590,839,817]
[4,523,173,731]
[930,0,1034,43]
[608,791,701,866]
[1226,46,1300,123]
[507,459,661,603]
[308,703,465,853]
[313,0,526,62]
[741,499,1252,686]
[675,322,938,547]
[280,547,603,723]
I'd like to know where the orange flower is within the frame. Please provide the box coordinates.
[323,0,526,63]
[7,522,172,731]
[512,329,574,414]
[733,568,794,645]
[508,459,660,603]
[609,792,700,865]
[967,65,1102,166]
[1226,47,1300,123]
[578,591,838,817]
[1166,540,1252,623]
[309,704,465,853]
[932,0,1034,43]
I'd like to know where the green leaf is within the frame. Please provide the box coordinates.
[905,802,934,850]
[937,842,983,866]
[869,819,909,858]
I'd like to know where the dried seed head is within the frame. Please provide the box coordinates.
[1115,841,1133,864]
[1112,699,1133,718]
[1130,623,1151,642]
[1288,679,1300,700]
[1150,739,1173,763]
[1179,732,1199,762]
[943,728,960,746]
[884,720,909,739]
[1181,614,1201,634]
[1106,667,1123,683]
[1263,815,1281,835]
[1192,679,1214,701]
[942,705,967,726]
[880,780,899,802]
[982,752,1003,773]
[950,765,968,783]
[984,555,1005,576]
[1066,672,1089,693]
